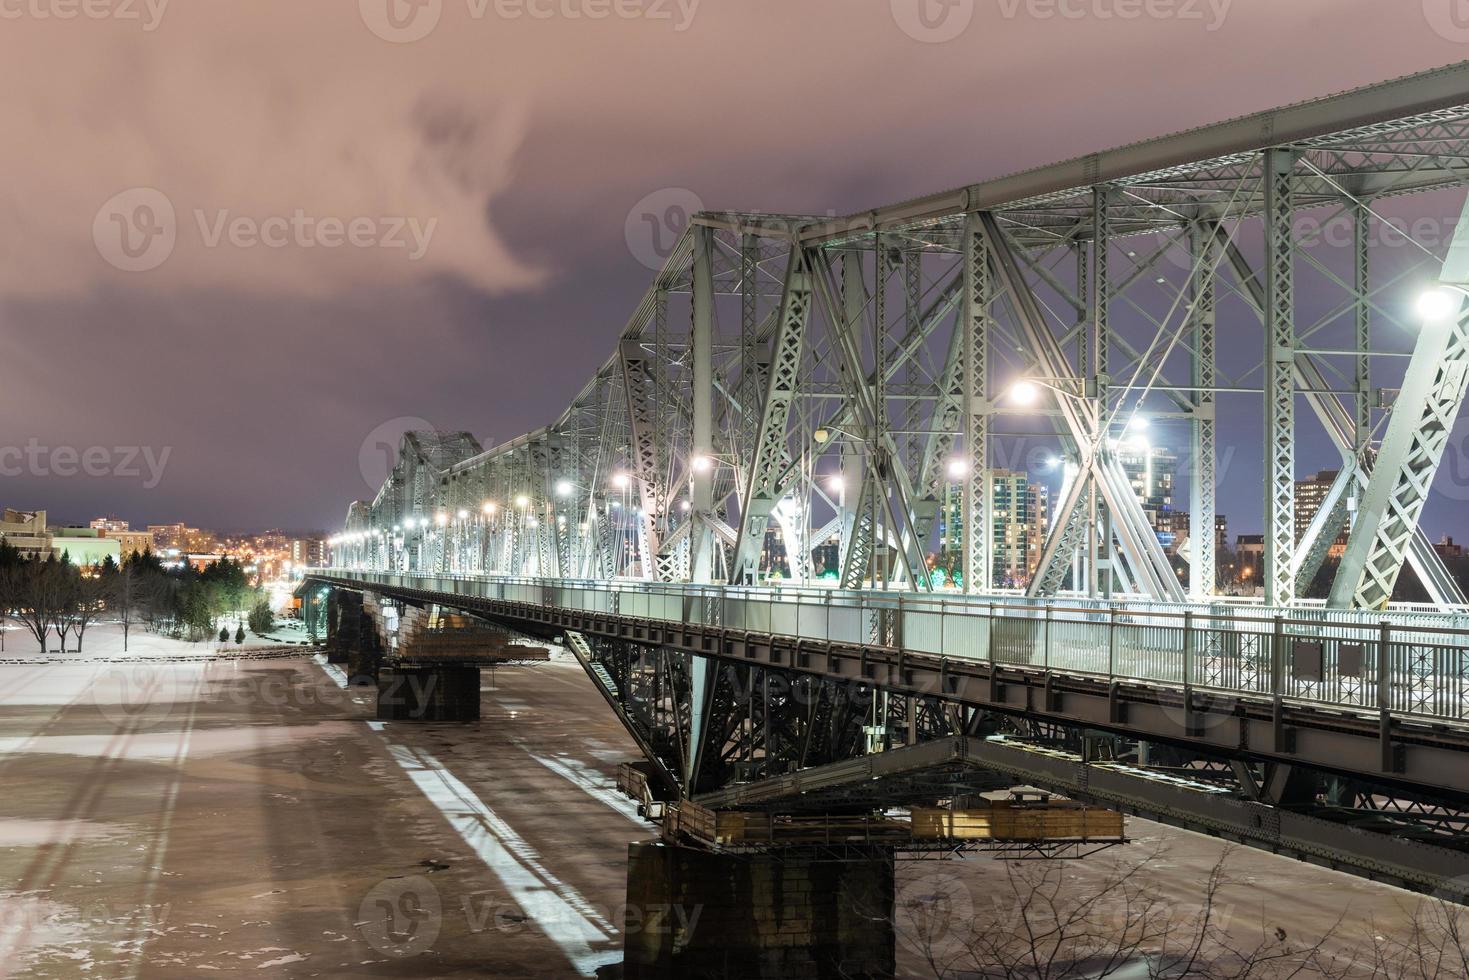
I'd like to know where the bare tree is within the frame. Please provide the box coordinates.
[899,845,1347,980]
[69,572,110,653]
[12,557,70,653]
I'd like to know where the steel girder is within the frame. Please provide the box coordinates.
[732,248,812,584]
[1263,149,1300,607]
[1332,199,1469,608]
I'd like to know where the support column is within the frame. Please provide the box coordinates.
[1263,148,1299,606]
[376,666,481,722]
[1091,187,1113,597]
[962,213,992,594]
[622,842,895,980]
[1190,223,1218,599]
[690,225,715,584]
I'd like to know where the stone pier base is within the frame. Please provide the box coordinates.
[622,842,894,980]
[376,666,481,722]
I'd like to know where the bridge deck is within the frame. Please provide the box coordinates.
[312,570,1469,801]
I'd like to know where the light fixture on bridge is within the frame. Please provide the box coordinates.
[457,509,468,520]
[482,501,497,515]
[435,512,448,526]
[680,500,691,512]
[403,517,415,530]
[1126,415,1150,432]
[555,480,574,497]
[1417,285,1460,321]
[514,494,530,508]
[946,457,970,480]
[612,472,631,489]
[826,475,844,493]
[691,455,712,473]
[1006,380,1041,406]
[813,427,831,444]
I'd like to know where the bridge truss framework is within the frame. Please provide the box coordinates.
[340,62,1469,615]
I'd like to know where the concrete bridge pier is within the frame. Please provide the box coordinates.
[375,665,481,722]
[622,842,894,980]
[322,589,351,665]
[322,589,384,683]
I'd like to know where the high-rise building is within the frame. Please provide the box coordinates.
[290,534,328,568]
[1115,440,1178,515]
[1295,469,1349,556]
[939,469,1050,588]
[89,516,129,532]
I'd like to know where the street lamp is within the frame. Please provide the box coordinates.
[1417,285,1460,321]
[1006,380,1041,406]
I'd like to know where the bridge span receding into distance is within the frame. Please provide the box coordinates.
[311,60,1469,978]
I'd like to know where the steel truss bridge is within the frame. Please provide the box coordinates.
[318,62,1469,898]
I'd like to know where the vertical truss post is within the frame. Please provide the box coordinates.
[1331,190,1469,609]
[872,239,891,589]
[1263,148,1299,606]
[733,248,812,583]
[1091,187,1114,596]
[1190,223,1218,599]
[738,233,761,483]
[1355,206,1373,448]
[690,225,716,583]
[838,252,865,566]
[962,213,992,594]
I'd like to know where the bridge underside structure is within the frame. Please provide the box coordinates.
[320,63,1469,904]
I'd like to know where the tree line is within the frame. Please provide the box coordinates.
[0,543,275,653]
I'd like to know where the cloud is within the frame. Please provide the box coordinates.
[0,6,545,296]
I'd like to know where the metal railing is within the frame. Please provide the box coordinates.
[317,568,1469,725]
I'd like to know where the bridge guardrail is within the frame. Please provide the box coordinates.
[314,568,1469,725]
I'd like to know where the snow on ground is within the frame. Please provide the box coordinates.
[0,620,312,662]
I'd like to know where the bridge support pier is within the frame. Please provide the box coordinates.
[323,590,352,665]
[376,666,481,722]
[622,842,894,980]
[323,589,384,683]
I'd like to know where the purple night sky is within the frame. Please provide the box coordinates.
[4,1,1469,537]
